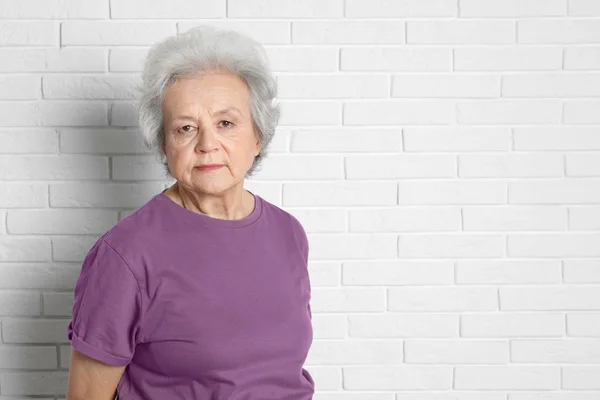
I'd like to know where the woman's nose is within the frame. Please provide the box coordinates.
[194,127,218,153]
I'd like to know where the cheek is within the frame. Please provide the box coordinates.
[165,140,193,168]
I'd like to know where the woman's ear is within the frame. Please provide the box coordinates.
[254,140,261,157]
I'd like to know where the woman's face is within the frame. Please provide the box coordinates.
[161,71,261,195]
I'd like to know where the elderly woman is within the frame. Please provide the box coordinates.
[65,26,314,400]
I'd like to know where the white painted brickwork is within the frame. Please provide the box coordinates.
[0,0,599,399]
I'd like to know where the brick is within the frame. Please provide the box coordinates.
[512,339,600,363]
[564,100,600,123]
[396,394,504,400]
[567,154,600,176]
[43,292,73,316]
[570,0,600,16]
[228,0,343,18]
[397,181,506,205]
[565,47,600,69]
[460,0,566,17]
[0,347,56,369]
[503,73,600,97]
[346,155,455,179]
[341,47,452,71]
[0,371,68,396]
[60,128,148,154]
[405,340,508,364]
[348,313,458,338]
[514,127,600,150]
[311,287,385,312]
[344,101,455,125]
[349,207,460,232]
[62,21,176,46]
[404,127,510,152]
[267,47,337,72]
[455,46,562,71]
[346,0,457,17]
[111,155,178,181]
[0,76,41,100]
[509,179,600,204]
[0,237,51,261]
[457,100,562,124]
[291,128,402,153]
[308,340,402,364]
[456,260,562,284]
[518,20,600,43]
[508,233,600,257]
[343,260,454,284]
[308,234,397,259]
[110,102,138,126]
[252,155,344,180]
[0,129,58,153]
[564,259,600,283]
[500,286,600,310]
[0,264,79,289]
[110,0,224,18]
[278,74,389,99]
[0,184,47,207]
[563,366,600,389]
[49,182,165,208]
[459,154,564,178]
[0,21,57,46]
[407,21,515,44]
[0,0,108,18]
[279,101,341,126]
[7,209,117,234]
[343,365,452,390]
[0,102,108,127]
[283,182,397,206]
[398,234,504,258]
[0,291,41,316]
[61,345,71,368]
[461,313,565,337]
[0,155,108,180]
[389,287,498,311]
[454,366,559,390]
[43,76,140,100]
[311,315,347,340]
[109,48,148,72]
[392,74,500,98]
[463,206,566,231]
[0,48,105,73]
[567,313,600,336]
[292,21,404,44]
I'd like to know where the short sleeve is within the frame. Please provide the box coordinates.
[67,238,143,366]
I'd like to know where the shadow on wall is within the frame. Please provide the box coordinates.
[0,74,174,396]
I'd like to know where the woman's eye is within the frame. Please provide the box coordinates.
[178,125,194,133]
[219,120,233,128]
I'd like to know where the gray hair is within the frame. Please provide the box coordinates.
[137,25,280,178]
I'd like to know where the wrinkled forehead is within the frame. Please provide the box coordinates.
[162,72,251,119]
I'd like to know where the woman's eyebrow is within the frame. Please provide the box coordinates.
[171,108,243,122]
[212,107,242,117]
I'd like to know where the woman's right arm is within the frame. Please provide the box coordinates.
[66,349,126,400]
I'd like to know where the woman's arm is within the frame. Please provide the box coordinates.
[66,349,126,400]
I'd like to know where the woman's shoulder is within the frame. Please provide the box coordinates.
[98,192,165,257]
[260,197,308,250]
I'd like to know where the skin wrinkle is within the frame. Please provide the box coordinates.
[160,70,261,221]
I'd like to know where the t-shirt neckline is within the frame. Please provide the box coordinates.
[157,188,263,229]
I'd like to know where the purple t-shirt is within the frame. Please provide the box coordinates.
[67,189,315,399]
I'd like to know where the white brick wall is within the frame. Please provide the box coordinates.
[0,0,599,399]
